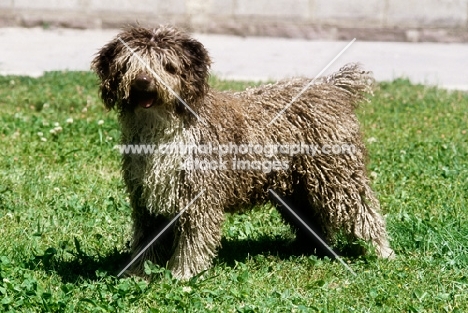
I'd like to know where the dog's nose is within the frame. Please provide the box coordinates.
[134,74,152,89]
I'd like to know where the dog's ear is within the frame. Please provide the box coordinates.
[179,37,211,106]
[91,39,122,110]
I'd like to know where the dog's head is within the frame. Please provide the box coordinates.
[91,25,211,114]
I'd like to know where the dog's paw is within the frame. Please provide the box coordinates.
[377,245,395,259]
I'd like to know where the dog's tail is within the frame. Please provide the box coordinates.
[323,63,375,108]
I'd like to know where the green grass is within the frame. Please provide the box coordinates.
[0,72,467,312]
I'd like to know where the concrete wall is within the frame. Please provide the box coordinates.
[1,0,467,42]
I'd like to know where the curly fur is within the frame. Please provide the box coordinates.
[92,25,394,279]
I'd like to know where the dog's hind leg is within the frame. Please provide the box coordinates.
[295,154,394,260]
[274,187,335,258]
[305,178,394,260]
[350,184,395,259]
[167,203,224,280]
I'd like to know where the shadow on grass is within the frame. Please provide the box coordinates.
[26,246,131,283]
[30,234,361,283]
[217,235,345,267]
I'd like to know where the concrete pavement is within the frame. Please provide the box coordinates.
[1,27,467,90]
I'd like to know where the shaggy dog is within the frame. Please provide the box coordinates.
[91,25,394,279]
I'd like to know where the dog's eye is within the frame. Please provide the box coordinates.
[165,63,177,75]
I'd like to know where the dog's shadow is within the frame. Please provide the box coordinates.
[218,236,295,265]
[32,235,339,283]
[26,247,129,283]
[217,235,346,268]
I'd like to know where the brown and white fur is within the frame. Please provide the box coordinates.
[91,25,394,280]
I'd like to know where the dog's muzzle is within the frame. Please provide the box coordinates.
[131,74,158,109]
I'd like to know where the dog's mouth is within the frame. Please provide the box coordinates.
[129,89,158,109]
[137,92,157,109]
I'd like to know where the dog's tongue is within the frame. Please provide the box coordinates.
[139,98,154,108]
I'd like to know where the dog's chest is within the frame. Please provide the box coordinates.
[143,134,186,216]
[121,109,190,216]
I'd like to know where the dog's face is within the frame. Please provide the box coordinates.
[91,26,211,114]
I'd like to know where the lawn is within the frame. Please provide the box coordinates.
[0,72,467,312]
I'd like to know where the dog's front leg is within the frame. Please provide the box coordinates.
[167,204,224,280]
[128,204,176,276]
